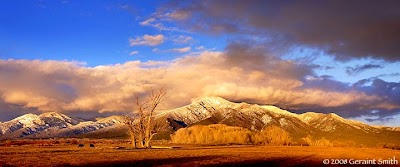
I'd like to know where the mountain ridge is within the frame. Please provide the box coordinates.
[1,97,399,146]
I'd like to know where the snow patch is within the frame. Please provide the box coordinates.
[279,118,288,127]
[261,114,272,125]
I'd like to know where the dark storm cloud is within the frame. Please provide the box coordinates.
[169,0,400,61]
[346,64,384,76]
[290,75,400,118]
[353,78,400,105]
[0,99,41,122]
[300,75,350,92]
[366,117,394,123]
[375,72,400,78]
[221,41,317,80]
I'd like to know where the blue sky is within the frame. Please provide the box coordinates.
[1,0,398,82]
[0,0,226,65]
[0,0,399,126]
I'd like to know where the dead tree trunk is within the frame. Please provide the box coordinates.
[144,87,166,148]
[126,86,166,149]
[123,116,137,148]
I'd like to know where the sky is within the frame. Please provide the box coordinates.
[0,0,399,126]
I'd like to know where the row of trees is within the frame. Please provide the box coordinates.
[171,124,293,146]
[171,124,359,147]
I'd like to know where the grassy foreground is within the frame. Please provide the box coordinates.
[0,140,399,167]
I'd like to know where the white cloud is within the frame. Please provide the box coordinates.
[170,47,191,53]
[152,48,160,53]
[139,18,156,26]
[196,46,206,50]
[139,17,178,31]
[152,47,191,53]
[173,35,193,44]
[0,53,392,117]
[129,34,165,46]
[168,10,190,20]
[129,51,139,56]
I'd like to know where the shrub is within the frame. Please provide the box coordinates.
[171,124,252,145]
[314,137,332,147]
[376,142,386,148]
[253,125,292,146]
[299,135,313,146]
[385,143,396,149]
[344,141,357,147]
[333,141,347,147]
[298,138,310,146]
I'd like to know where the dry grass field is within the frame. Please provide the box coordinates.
[0,139,399,167]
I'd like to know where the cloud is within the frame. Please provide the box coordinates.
[138,14,183,32]
[168,10,190,20]
[129,34,165,46]
[173,35,193,44]
[169,47,191,53]
[167,0,400,61]
[152,47,191,53]
[139,18,156,26]
[346,64,384,76]
[375,72,400,78]
[1,44,399,122]
[196,46,206,51]
[129,51,139,56]
[139,17,167,30]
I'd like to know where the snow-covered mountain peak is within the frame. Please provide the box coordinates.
[13,113,39,121]
[194,96,231,105]
[97,116,126,124]
[0,112,123,139]
[39,112,68,119]
[39,112,80,125]
[260,105,298,117]
[297,112,325,124]
[12,113,42,126]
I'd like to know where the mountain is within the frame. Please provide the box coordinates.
[0,112,126,139]
[159,97,400,146]
[1,97,399,146]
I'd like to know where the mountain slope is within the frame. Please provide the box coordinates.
[159,97,400,146]
[0,97,399,147]
[0,112,126,139]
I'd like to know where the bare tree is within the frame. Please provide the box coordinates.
[125,86,167,148]
[123,116,137,148]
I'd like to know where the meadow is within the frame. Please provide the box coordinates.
[0,139,399,167]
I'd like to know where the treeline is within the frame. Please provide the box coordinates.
[376,142,400,150]
[171,124,292,145]
[171,124,400,148]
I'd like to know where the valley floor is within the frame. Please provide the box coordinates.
[0,140,399,167]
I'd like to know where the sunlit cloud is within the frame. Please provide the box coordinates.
[152,47,191,53]
[169,47,191,53]
[0,48,398,121]
[168,10,190,20]
[129,51,139,56]
[172,35,193,44]
[129,34,165,46]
